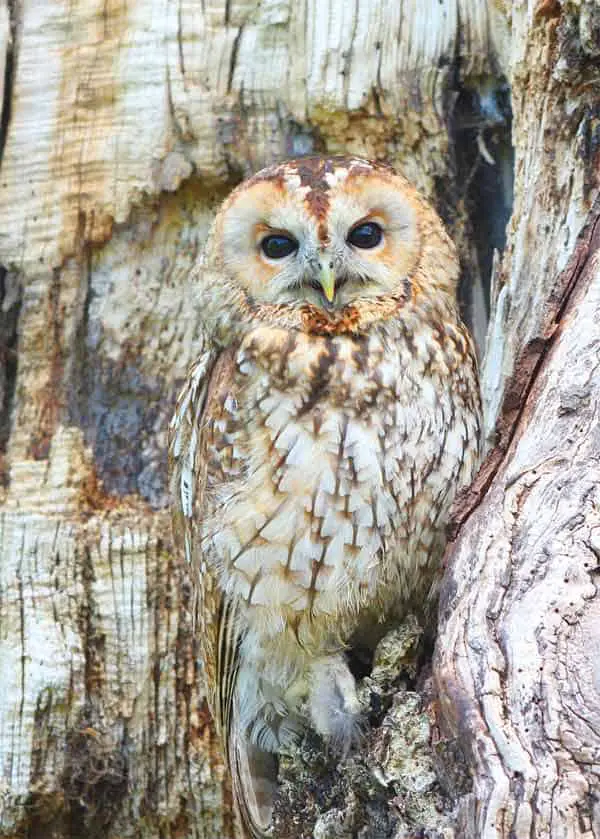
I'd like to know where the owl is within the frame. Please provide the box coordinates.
[169,156,481,838]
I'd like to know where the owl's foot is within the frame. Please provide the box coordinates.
[248,705,304,753]
[308,655,363,755]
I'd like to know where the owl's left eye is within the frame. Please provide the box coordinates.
[260,234,298,260]
[347,221,383,249]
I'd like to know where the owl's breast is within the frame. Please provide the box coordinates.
[201,323,479,633]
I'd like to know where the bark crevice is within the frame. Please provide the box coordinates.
[0,0,16,166]
[447,195,600,544]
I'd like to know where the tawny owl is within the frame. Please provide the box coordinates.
[169,156,481,837]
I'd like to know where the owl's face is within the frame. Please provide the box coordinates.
[211,157,431,312]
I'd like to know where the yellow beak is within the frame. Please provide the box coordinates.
[319,263,336,303]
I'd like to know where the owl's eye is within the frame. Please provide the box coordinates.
[347,221,383,249]
[260,234,298,260]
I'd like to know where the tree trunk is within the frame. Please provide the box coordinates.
[0,1,597,838]
[435,3,600,835]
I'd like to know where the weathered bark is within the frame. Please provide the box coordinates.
[0,0,597,837]
[435,3,600,835]
[437,197,600,839]
[480,0,600,439]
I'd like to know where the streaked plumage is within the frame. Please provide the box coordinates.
[168,156,481,837]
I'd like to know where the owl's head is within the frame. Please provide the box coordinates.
[201,157,458,336]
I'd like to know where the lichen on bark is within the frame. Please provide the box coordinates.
[273,618,468,839]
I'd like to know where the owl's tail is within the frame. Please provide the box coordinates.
[229,727,278,839]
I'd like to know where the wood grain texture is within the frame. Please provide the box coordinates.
[436,204,600,838]
[433,7,600,835]
[481,0,600,437]
[0,0,498,291]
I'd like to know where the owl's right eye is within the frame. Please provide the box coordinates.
[260,234,298,260]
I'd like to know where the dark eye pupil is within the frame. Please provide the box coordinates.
[347,222,383,249]
[261,234,297,259]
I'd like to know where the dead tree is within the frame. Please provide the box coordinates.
[0,1,597,837]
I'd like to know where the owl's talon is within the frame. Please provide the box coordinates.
[309,655,363,756]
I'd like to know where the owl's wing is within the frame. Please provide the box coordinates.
[169,347,215,548]
[168,344,242,735]
[169,345,274,838]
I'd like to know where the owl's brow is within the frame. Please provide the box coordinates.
[292,159,333,240]
[248,156,386,244]
[291,158,382,240]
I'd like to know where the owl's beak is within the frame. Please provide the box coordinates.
[318,262,336,303]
